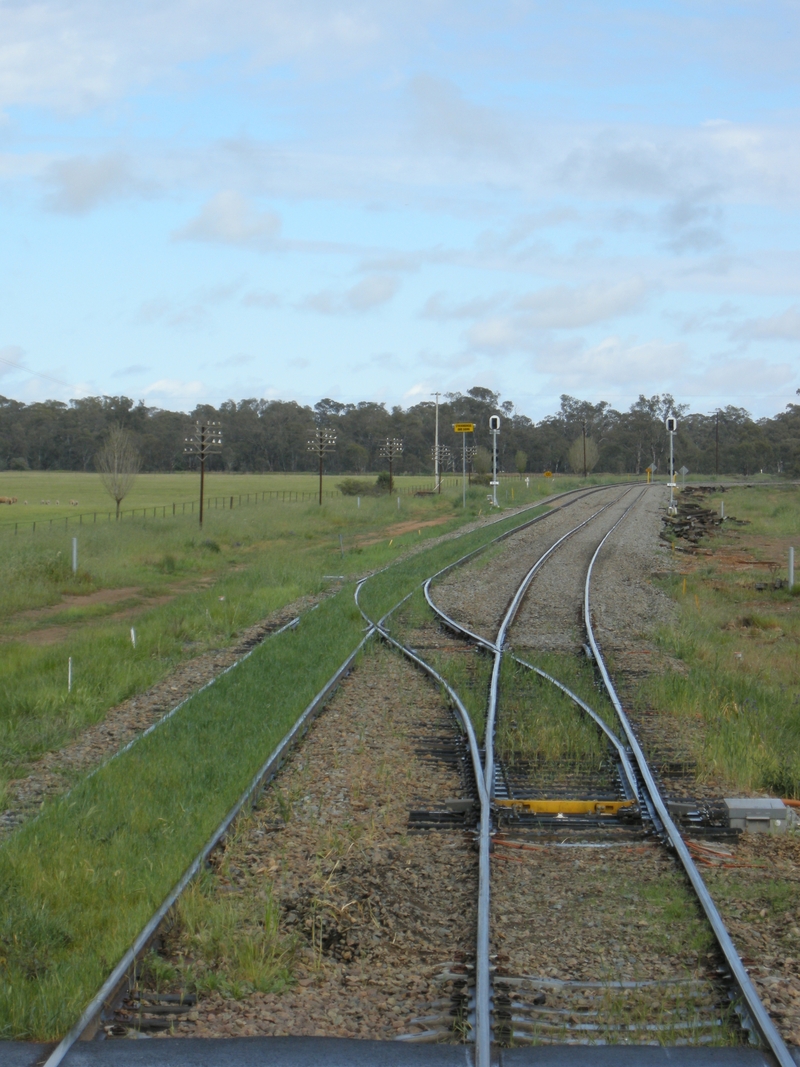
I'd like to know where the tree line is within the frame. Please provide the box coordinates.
[1,387,799,477]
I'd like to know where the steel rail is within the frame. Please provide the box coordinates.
[350,486,636,1067]
[511,653,638,801]
[420,486,640,653]
[355,577,492,1065]
[41,628,376,1067]
[36,483,635,1067]
[484,488,634,797]
[584,491,795,1067]
[352,608,492,1067]
[413,485,635,1065]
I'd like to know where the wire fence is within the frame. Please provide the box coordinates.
[1,477,462,535]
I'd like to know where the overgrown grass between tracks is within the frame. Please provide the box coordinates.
[497,655,613,766]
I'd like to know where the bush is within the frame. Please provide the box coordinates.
[337,478,381,497]
[375,471,392,493]
[9,457,30,471]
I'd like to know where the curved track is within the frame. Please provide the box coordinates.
[21,481,795,1067]
[419,485,794,1067]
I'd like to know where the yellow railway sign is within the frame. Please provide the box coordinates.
[453,422,475,433]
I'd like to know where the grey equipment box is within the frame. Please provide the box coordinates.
[724,797,788,832]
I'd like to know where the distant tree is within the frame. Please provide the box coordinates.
[567,436,599,474]
[95,425,141,518]
[515,450,527,474]
[473,446,491,474]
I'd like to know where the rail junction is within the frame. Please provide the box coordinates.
[5,484,798,1067]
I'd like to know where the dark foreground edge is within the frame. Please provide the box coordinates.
[3,1038,797,1067]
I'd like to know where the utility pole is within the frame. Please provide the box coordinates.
[184,421,222,527]
[307,428,337,505]
[582,420,587,478]
[432,392,441,492]
[380,438,403,494]
[453,422,475,507]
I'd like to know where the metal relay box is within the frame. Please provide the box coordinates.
[724,797,788,832]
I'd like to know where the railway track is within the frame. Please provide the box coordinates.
[10,483,796,1066]
[412,484,794,1065]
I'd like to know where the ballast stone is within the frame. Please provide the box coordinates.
[724,797,790,833]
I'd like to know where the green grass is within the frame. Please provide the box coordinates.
[0,471,452,526]
[168,865,294,1000]
[0,592,365,1039]
[0,487,538,1037]
[0,475,628,1039]
[0,470,612,528]
[0,489,480,790]
[641,486,800,796]
[496,655,614,766]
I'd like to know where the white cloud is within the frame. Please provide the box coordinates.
[301,274,399,314]
[174,191,280,246]
[421,292,505,320]
[0,1,386,113]
[242,290,281,309]
[143,378,207,399]
[410,74,516,161]
[43,152,146,214]
[112,363,150,377]
[346,274,398,311]
[0,344,27,380]
[464,278,650,353]
[529,335,688,391]
[683,356,794,396]
[515,278,650,329]
[733,305,800,342]
[137,280,242,327]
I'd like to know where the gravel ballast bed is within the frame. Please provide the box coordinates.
[432,486,631,644]
[141,642,477,1043]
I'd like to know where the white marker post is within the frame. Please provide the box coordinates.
[453,422,475,508]
[489,414,501,508]
[72,537,78,574]
[131,628,136,649]
[68,657,73,693]
[789,547,795,591]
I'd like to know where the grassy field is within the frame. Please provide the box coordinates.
[0,474,617,803]
[644,484,800,797]
[0,470,574,529]
[0,479,613,1040]
[0,472,446,529]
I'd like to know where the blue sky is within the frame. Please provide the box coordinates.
[1,1,799,419]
